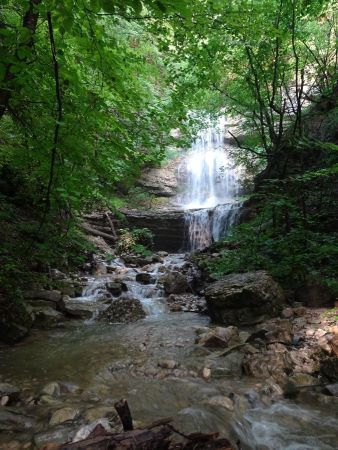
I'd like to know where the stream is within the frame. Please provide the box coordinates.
[0,254,338,449]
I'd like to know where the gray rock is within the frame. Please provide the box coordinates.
[158,359,178,369]
[41,382,61,398]
[204,395,234,411]
[162,272,189,295]
[0,409,35,431]
[34,426,75,447]
[135,273,154,285]
[63,298,99,319]
[24,289,62,303]
[106,281,123,296]
[32,306,64,326]
[73,418,112,442]
[49,407,79,426]
[205,271,284,326]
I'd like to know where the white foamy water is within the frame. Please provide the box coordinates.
[179,117,242,250]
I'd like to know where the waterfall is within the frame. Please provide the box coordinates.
[179,118,241,250]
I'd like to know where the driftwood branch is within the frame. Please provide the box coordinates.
[114,399,133,431]
[79,222,117,242]
[105,212,117,237]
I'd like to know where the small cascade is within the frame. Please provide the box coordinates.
[179,117,242,250]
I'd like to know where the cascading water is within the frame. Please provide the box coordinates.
[179,117,242,250]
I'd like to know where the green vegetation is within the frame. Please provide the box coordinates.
[117,227,154,255]
[0,0,337,325]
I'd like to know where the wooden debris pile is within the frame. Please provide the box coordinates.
[43,399,234,450]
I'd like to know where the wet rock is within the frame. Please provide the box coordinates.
[157,251,168,257]
[0,408,35,431]
[106,281,123,296]
[320,357,338,381]
[59,382,81,394]
[57,279,76,297]
[73,418,113,442]
[34,426,75,447]
[260,319,294,344]
[32,307,64,326]
[205,271,284,326]
[49,407,80,426]
[24,289,62,303]
[84,406,120,425]
[288,373,317,386]
[205,395,234,411]
[209,352,244,377]
[324,383,338,397]
[196,326,240,348]
[162,272,190,295]
[243,345,293,379]
[62,298,98,319]
[92,262,107,276]
[135,273,154,285]
[158,359,178,369]
[0,383,20,404]
[41,382,61,398]
[98,298,146,323]
[39,395,61,406]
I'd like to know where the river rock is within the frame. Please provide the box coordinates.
[320,357,338,381]
[49,407,80,426]
[0,408,35,431]
[205,271,284,326]
[32,306,64,326]
[205,395,234,411]
[24,289,62,303]
[0,383,20,404]
[243,345,293,380]
[73,418,113,442]
[34,426,75,447]
[62,298,98,319]
[106,281,123,296]
[162,272,190,295]
[98,298,146,323]
[158,359,178,369]
[196,326,241,348]
[135,273,154,285]
[329,335,338,357]
[41,382,61,398]
[84,406,120,424]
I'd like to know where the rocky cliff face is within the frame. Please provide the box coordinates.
[137,157,182,199]
[123,208,186,251]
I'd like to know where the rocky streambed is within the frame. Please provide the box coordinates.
[0,253,337,450]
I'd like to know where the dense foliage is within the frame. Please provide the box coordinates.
[0,0,337,296]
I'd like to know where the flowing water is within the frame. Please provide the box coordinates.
[178,118,242,250]
[0,255,337,449]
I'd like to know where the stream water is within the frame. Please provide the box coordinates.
[1,255,338,449]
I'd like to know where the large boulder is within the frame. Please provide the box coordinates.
[162,272,190,295]
[205,271,284,326]
[98,298,146,323]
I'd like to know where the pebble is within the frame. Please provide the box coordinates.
[158,359,178,369]
[202,367,211,379]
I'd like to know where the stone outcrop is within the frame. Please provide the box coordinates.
[137,157,181,197]
[123,209,186,252]
[205,271,284,326]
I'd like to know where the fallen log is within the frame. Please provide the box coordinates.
[78,222,117,242]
